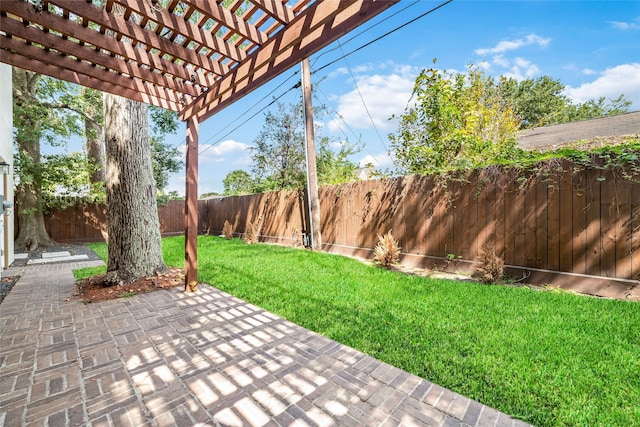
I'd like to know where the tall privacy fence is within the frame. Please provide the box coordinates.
[29,160,639,285]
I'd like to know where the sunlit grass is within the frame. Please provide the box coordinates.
[76,235,640,427]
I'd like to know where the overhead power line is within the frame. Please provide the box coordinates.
[312,0,453,75]
[197,75,301,157]
[192,0,454,160]
[337,40,388,152]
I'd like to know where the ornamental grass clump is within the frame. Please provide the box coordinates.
[474,243,504,283]
[222,220,234,240]
[243,222,259,244]
[373,230,401,268]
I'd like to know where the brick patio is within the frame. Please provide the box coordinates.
[0,261,533,426]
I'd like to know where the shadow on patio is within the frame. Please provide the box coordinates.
[0,260,530,426]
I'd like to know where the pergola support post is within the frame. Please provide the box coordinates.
[184,116,199,292]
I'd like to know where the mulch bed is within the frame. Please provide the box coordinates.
[75,267,185,303]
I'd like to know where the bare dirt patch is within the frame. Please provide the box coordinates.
[75,267,185,303]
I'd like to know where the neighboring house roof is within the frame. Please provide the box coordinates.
[516,111,640,151]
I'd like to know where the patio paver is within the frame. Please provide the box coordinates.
[0,260,533,426]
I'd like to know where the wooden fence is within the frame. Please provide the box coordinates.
[33,161,639,285]
[38,199,204,242]
[205,162,639,284]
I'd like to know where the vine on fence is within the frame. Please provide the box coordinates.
[407,136,640,199]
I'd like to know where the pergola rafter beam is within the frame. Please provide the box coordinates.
[0,0,216,95]
[252,0,295,24]
[181,0,398,121]
[118,0,247,64]
[188,0,268,46]
[0,36,180,111]
[46,0,229,77]
[0,16,198,100]
[2,48,179,111]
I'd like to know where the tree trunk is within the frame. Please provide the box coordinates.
[13,68,55,250]
[104,93,167,284]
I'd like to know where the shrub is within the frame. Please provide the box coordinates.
[243,222,259,244]
[373,230,401,268]
[474,244,504,283]
[222,220,234,239]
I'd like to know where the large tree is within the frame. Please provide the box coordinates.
[223,169,254,196]
[12,70,55,249]
[499,75,631,128]
[250,101,360,192]
[251,102,307,191]
[12,68,95,249]
[103,94,167,283]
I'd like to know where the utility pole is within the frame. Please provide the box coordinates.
[301,58,322,250]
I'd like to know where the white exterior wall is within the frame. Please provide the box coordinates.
[0,63,15,269]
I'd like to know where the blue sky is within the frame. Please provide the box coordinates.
[60,1,640,196]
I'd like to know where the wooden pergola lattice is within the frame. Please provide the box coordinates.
[0,0,398,289]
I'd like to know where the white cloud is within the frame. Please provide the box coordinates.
[328,65,417,133]
[582,68,597,76]
[328,64,375,78]
[477,60,491,71]
[198,139,250,164]
[475,34,548,81]
[503,57,541,81]
[359,152,393,169]
[492,54,510,68]
[608,18,640,31]
[564,63,640,108]
[474,33,550,56]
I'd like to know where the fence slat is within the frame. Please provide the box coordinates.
[524,176,538,268]
[547,172,561,272]
[559,165,574,272]
[572,170,588,274]
[632,177,640,281]
[585,167,602,276]
[600,169,617,277]
[535,178,548,269]
[503,177,516,266]
[615,176,632,279]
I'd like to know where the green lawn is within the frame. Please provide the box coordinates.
[77,236,640,427]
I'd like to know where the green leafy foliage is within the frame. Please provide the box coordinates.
[389,63,633,178]
[150,136,182,194]
[389,63,520,175]
[249,101,361,192]
[39,153,105,207]
[156,191,184,206]
[223,169,254,196]
[148,106,183,199]
[316,137,361,185]
[505,137,640,181]
[250,101,307,191]
[500,76,631,128]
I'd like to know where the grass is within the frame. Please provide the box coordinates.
[77,236,640,427]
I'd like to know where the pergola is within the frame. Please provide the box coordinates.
[0,0,398,288]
